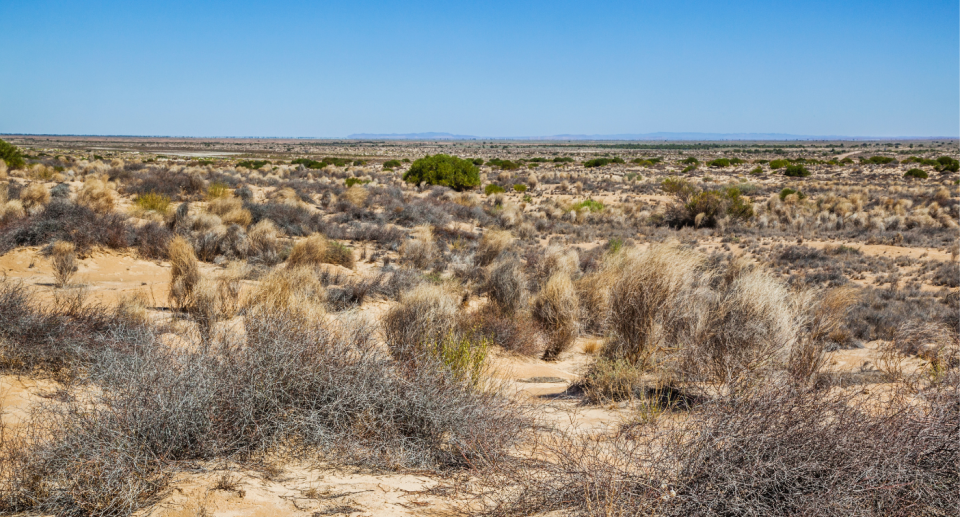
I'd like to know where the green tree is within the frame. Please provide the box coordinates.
[0,139,25,169]
[403,154,480,191]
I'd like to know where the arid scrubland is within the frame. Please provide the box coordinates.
[0,136,956,516]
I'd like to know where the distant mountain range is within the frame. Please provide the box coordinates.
[346,132,945,141]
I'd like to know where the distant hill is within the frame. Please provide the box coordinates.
[347,132,478,140]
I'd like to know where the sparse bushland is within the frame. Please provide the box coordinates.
[402,154,480,191]
[0,294,525,516]
[480,377,958,517]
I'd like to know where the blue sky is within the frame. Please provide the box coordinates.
[1,0,957,137]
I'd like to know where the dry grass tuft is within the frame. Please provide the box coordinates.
[475,230,515,267]
[484,257,527,315]
[343,185,369,206]
[383,283,459,359]
[400,225,437,269]
[76,178,115,214]
[19,182,50,211]
[287,233,355,269]
[168,236,200,312]
[533,273,580,360]
[50,241,78,288]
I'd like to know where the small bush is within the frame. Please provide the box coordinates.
[513,183,527,192]
[168,236,200,311]
[0,200,129,254]
[382,159,402,170]
[935,156,959,172]
[402,154,480,191]
[904,168,928,179]
[707,158,730,168]
[749,166,763,175]
[485,184,505,195]
[288,233,355,269]
[236,159,270,169]
[769,159,790,169]
[779,187,806,200]
[783,164,810,177]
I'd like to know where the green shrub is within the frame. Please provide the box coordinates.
[707,158,731,168]
[345,177,371,187]
[134,193,171,214]
[753,159,769,164]
[291,157,351,169]
[485,184,505,195]
[725,187,754,219]
[729,157,746,165]
[513,183,527,192]
[486,158,520,170]
[206,182,230,199]
[904,168,928,179]
[769,159,790,169]
[403,154,480,191]
[936,156,959,172]
[749,166,763,175]
[471,158,484,165]
[681,164,698,173]
[779,187,806,200]
[571,199,604,212]
[783,164,810,177]
[861,156,896,165]
[584,158,610,168]
[0,139,25,169]
[553,157,575,163]
[680,157,699,165]
[236,160,271,169]
[382,159,402,170]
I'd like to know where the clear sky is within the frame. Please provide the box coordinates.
[2,0,957,138]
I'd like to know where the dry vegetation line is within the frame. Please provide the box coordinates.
[0,138,956,516]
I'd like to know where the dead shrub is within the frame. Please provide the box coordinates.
[400,225,437,269]
[207,196,252,227]
[533,273,580,360]
[168,236,200,311]
[50,240,78,288]
[247,219,282,263]
[480,382,959,517]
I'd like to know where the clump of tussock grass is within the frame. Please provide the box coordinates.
[591,243,853,393]
[533,272,580,361]
[246,219,283,264]
[484,256,527,315]
[400,224,437,269]
[19,182,50,211]
[474,229,515,267]
[50,240,78,288]
[382,283,459,360]
[287,233,355,269]
[207,195,252,227]
[76,177,115,214]
[168,236,200,312]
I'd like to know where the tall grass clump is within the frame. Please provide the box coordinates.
[168,236,200,312]
[533,273,580,360]
[287,233,355,269]
[383,283,459,360]
[400,225,437,269]
[77,177,115,214]
[475,229,515,267]
[134,192,171,214]
[50,240,78,288]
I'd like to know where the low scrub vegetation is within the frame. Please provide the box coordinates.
[403,154,480,191]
